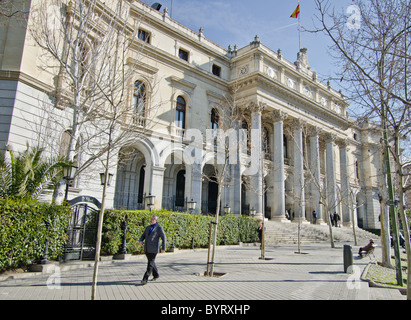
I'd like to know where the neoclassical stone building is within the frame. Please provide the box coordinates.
[0,0,383,229]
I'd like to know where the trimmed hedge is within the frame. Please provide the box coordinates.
[0,198,71,271]
[101,209,260,256]
[0,200,259,271]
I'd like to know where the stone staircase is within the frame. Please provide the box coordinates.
[263,220,380,245]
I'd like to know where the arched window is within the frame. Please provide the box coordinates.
[59,129,72,159]
[133,81,146,117]
[175,96,186,129]
[211,108,219,130]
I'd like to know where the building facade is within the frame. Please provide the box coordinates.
[0,0,383,229]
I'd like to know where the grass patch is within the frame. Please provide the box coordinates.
[364,260,408,288]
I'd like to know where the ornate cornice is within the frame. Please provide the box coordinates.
[232,72,354,130]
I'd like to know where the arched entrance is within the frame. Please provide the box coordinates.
[202,164,219,214]
[175,169,186,209]
[114,147,147,210]
[162,163,187,211]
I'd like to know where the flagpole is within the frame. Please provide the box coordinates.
[298,0,301,50]
[290,1,301,50]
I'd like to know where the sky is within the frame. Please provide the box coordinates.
[141,0,355,86]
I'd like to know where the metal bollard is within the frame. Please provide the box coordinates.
[343,244,353,273]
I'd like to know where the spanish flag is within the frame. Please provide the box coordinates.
[290,4,300,19]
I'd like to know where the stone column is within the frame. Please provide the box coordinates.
[230,160,242,215]
[271,109,288,221]
[324,133,338,218]
[248,102,264,217]
[231,120,242,215]
[309,126,324,224]
[292,119,306,222]
[338,139,352,226]
[147,166,166,210]
[187,163,202,214]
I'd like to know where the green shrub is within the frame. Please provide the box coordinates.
[0,198,71,271]
[100,209,259,255]
[0,200,260,271]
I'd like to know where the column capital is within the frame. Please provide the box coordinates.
[289,118,306,129]
[308,125,322,137]
[336,138,348,149]
[270,109,288,122]
[323,132,337,143]
[248,101,266,113]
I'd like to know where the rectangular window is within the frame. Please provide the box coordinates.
[212,64,221,77]
[179,48,189,61]
[138,29,151,43]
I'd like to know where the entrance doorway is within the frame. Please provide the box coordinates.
[175,170,185,209]
[64,196,101,261]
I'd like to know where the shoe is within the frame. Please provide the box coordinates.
[150,276,159,281]
[140,279,148,285]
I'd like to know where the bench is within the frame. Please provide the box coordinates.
[359,245,376,262]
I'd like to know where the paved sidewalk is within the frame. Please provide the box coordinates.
[0,242,406,301]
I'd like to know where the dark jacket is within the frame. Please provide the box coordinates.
[140,223,166,253]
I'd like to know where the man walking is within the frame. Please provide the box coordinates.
[139,215,166,285]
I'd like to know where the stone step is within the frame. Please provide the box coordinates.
[260,220,380,245]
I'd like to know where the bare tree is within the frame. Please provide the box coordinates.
[312,0,410,295]
[28,0,161,299]
[29,0,155,199]
[200,84,247,276]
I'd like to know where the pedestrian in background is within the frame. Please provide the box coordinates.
[139,215,166,285]
[312,210,317,225]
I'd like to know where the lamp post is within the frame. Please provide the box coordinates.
[187,199,197,213]
[63,165,77,201]
[100,172,113,186]
[145,193,155,211]
[120,215,128,255]
[224,204,231,215]
[40,220,51,265]
[250,208,256,216]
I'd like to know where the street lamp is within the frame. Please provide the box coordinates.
[145,193,155,211]
[250,208,256,216]
[63,165,77,201]
[100,172,113,186]
[224,204,231,215]
[187,199,196,213]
